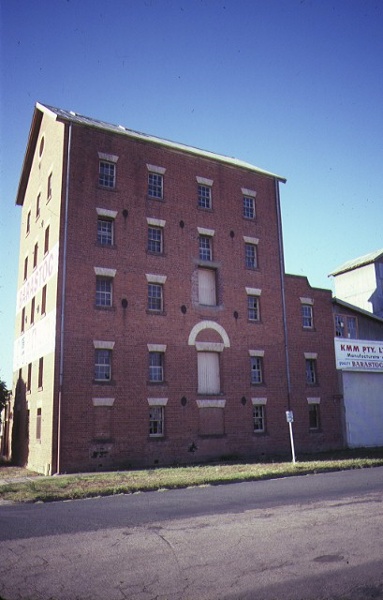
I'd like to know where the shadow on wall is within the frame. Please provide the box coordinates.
[11,376,29,466]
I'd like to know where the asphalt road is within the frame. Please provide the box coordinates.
[0,467,382,600]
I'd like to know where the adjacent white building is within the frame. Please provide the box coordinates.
[330,249,383,318]
[331,250,383,449]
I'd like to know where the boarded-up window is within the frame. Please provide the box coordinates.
[198,268,216,305]
[198,352,220,394]
[36,408,42,441]
[198,407,224,435]
[94,406,112,440]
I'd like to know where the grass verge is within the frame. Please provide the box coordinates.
[1,448,383,504]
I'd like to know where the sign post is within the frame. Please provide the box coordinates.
[285,411,296,464]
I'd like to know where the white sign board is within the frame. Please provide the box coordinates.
[286,410,294,423]
[334,338,383,373]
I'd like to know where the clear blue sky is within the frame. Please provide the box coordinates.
[1,0,382,387]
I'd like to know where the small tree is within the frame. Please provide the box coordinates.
[0,378,10,423]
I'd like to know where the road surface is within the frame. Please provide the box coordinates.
[0,466,382,599]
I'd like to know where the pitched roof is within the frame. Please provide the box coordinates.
[332,297,383,324]
[37,102,286,181]
[329,249,383,277]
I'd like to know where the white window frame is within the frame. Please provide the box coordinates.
[253,401,266,433]
[242,189,257,220]
[95,277,113,307]
[147,397,168,438]
[94,348,112,381]
[149,351,164,382]
[96,208,117,246]
[304,353,318,384]
[245,243,257,269]
[99,161,116,188]
[247,294,260,321]
[300,297,314,329]
[199,235,212,261]
[249,349,264,385]
[197,177,213,210]
[148,225,163,254]
[147,164,166,200]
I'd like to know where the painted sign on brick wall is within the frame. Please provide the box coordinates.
[13,309,57,370]
[16,242,59,314]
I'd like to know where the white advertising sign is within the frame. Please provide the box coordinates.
[13,309,57,371]
[16,242,59,314]
[334,338,383,372]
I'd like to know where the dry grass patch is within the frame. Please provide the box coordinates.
[1,450,383,504]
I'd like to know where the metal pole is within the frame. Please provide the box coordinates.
[288,421,296,464]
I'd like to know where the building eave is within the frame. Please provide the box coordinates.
[36,102,287,183]
[15,103,62,206]
[329,249,383,277]
[332,297,383,324]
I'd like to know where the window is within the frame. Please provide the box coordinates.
[21,307,25,333]
[302,304,313,329]
[36,193,41,220]
[44,226,50,255]
[23,256,28,281]
[33,243,38,269]
[347,316,357,338]
[148,172,163,199]
[335,314,358,338]
[148,226,163,254]
[149,406,164,437]
[26,210,31,235]
[30,297,36,325]
[96,278,113,307]
[198,268,217,306]
[245,243,257,269]
[248,295,260,321]
[243,196,255,219]
[39,136,44,157]
[97,218,114,246]
[253,405,265,432]
[47,173,52,201]
[197,351,220,394]
[148,283,163,312]
[38,357,44,389]
[41,285,47,315]
[94,349,112,381]
[27,363,32,392]
[197,400,225,435]
[99,161,116,188]
[149,352,164,382]
[36,408,42,441]
[199,235,212,261]
[305,359,317,384]
[308,403,320,430]
[251,357,263,384]
[198,184,212,209]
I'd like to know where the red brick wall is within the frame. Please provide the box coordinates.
[284,275,344,454]
[55,125,342,471]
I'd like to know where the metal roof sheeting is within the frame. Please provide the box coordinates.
[37,102,286,182]
[330,249,383,276]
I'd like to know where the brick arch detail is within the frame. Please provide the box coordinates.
[188,320,231,348]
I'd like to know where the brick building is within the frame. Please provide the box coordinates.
[9,103,343,474]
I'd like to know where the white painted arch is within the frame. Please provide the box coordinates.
[188,320,231,348]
